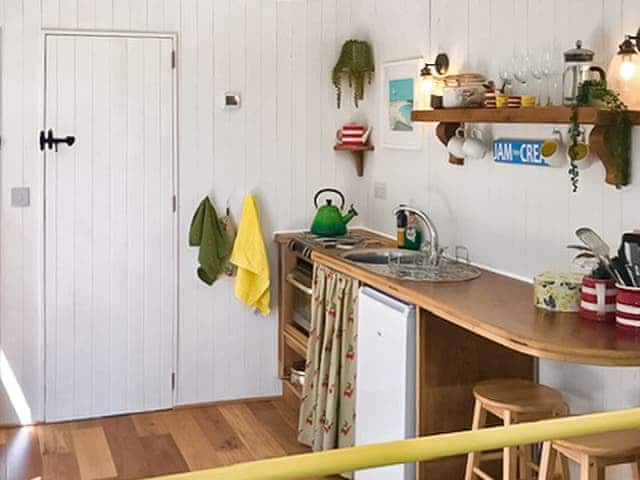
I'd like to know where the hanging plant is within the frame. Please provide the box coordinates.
[568,80,631,192]
[332,40,374,108]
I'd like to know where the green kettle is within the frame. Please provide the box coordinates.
[310,188,358,237]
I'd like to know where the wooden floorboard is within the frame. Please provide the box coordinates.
[0,399,340,479]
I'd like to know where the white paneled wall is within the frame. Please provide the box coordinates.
[0,0,368,424]
[1,0,639,446]
[355,3,640,478]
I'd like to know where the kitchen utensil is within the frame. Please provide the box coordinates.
[541,130,566,167]
[611,256,631,286]
[622,232,640,265]
[310,188,358,237]
[575,227,610,257]
[461,127,487,160]
[447,127,466,158]
[562,40,607,105]
[567,244,593,252]
[626,265,639,287]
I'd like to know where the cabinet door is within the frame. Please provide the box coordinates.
[356,287,416,480]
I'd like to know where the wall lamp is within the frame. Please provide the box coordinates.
[608,28,640,109]
[417,53,449,110]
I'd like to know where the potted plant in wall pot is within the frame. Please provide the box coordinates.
[568,80,631,191]
[332,39,374,108]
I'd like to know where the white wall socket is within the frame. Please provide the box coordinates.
[373,182,387,200]
[11,187,30,207]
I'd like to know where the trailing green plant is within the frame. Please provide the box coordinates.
[332,40,374,108]
[568,80,631,192]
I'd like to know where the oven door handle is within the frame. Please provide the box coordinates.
[287,273,313,296]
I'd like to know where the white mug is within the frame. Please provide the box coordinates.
[447,127,466,158]
[541,129,566,167]
[462,127,487,160]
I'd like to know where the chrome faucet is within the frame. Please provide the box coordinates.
[393,204,442,265]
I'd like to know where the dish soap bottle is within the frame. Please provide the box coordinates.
[396,208,407,248]
[404,213,422,251]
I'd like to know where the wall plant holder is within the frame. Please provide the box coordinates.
[412,106,640,186]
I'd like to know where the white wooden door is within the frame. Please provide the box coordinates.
[44,33,177,422]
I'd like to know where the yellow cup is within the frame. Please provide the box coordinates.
[496,94,508,108]
[521,95,536,107]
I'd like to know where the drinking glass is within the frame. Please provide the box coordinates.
[540,50,554,105]
[498,62,513,94]
[529,56,544,105]
[512,55,529,95]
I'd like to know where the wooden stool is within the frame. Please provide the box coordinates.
[464,379,566,480]
[539,429,640,480]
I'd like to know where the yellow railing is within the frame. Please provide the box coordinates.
[151,407,640,480]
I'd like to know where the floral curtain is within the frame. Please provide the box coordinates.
[298,263,359,453]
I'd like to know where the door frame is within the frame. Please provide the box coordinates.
[41,29,180,420]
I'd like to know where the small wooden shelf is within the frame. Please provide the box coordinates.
[334,144,374,177]
[283,378,303,400]
[411,106,640,125]
[283,323,308,359]
[411,106,640,186]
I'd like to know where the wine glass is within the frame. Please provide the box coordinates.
[512,55,529,95]
[498,62,513,94]
[540,50,554,105]
[529,55,544,105]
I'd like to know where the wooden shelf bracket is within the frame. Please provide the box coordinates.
[334,144,374,177]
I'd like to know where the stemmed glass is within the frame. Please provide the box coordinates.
[540,50,554,105]
[529,56,544,105]
[512,55,529,95]
[498,62,513,94]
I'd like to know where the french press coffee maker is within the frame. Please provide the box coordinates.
[562,40,607,105]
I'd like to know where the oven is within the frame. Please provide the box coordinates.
[287,256,313,333]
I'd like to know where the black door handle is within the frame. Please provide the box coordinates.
[39,129,76,152]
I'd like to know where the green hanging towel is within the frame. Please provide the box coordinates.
[189,197,231,285]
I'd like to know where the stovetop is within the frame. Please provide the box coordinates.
[287,231,383,259]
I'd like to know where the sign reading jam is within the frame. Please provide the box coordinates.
[493,139,549,167]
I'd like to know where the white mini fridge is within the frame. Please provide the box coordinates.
[355,287,416,480]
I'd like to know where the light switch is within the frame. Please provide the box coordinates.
[373,182,387,200]
[11,187,30,207]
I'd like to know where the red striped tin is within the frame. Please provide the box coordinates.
[616,284,640,329]
[339,124,366,145]
[579,276,617,322]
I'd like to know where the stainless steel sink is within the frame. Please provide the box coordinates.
[341,249,421,265]
[341,248,481,283]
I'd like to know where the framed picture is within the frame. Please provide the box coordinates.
[380,58,423,150]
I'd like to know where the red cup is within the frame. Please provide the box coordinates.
[580,277,617,322]
[616,284,640,329]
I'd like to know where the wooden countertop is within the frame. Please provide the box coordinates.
[304,232,640,366]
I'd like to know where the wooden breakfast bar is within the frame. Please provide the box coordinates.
[311,245,640,479]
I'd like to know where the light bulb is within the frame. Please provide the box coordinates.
[420,75,434,96]
[620,55,636,80]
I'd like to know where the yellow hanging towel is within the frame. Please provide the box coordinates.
[230,194,271,316]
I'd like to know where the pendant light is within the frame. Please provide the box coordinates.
[416,53,449,110]
[608,28,640,109]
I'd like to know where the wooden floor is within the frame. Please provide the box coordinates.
[0,398,336,480]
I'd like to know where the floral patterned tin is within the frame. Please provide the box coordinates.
[534,272,584,312]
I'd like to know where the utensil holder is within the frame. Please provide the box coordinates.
[616,284,640,330]
[579,276,617,323]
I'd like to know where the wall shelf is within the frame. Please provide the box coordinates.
[334,144,374,177]
[411,106,640,186]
